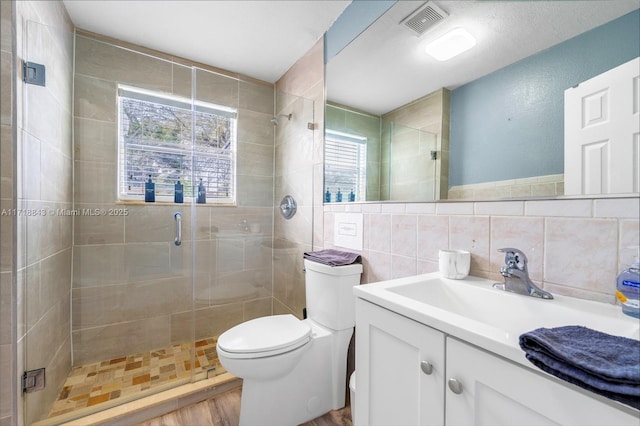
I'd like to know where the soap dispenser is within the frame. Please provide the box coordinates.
[197,179,207,204]
[145,175,155,202]
[616,247,640,318]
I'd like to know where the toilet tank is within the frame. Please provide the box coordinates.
[304,259,363,330]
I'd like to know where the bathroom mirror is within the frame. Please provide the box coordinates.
[325,1,640,202]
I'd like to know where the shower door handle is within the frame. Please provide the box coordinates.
[174,212,182,246]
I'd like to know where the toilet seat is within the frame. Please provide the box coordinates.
[217,314,312,359]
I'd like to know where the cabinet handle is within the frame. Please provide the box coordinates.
[420,361,433,375]
[448,378,463,394]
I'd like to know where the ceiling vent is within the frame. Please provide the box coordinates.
[400,1,449,37]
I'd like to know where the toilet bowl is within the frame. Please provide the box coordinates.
[216,260,362,426]
[216,314,312,380]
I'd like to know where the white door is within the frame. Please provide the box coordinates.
[564,57,640,195]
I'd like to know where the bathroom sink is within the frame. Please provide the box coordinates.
[354,273,640,368]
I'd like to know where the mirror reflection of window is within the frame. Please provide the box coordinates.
[324,129,367,202]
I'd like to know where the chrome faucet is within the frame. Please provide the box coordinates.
[493,248,553,299]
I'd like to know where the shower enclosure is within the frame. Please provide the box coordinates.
[18,20,314,424]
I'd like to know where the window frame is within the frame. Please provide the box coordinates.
[324,129,367,202]
[116,84,238,205]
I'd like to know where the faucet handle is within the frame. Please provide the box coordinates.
[498,248,528,272]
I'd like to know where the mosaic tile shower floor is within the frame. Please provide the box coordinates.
[47,337,225,419]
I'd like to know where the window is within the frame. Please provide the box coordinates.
[324,129,367,202]
[117,85,237,204]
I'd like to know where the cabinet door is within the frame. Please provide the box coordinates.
[355,299,445,426]
[445,337,639,426]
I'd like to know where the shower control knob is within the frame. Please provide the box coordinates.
[420,361,433,375]
[448,378,463,394]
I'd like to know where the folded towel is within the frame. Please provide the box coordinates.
[519,325,640,409]
[303,249,362,266]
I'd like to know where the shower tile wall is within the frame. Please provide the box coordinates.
[0,1,15,425]
[11,1,75,424]
[381,88,450,201]
[273,39,325,318]
[72,34,275,366]
[324,198,640,304]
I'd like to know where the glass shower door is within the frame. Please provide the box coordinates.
[21,25,202,422]
[384,121,438,201]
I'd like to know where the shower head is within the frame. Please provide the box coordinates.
[271,113,292,125]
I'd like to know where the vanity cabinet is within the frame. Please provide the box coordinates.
[355,298,639,426]
[354,298,445,425]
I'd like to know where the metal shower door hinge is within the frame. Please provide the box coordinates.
[23,368,45,393]
[23,61,46,86]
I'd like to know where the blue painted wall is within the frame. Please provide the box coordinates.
[325,0,396,63]
[449,9,640,187]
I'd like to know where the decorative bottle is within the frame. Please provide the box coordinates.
[197,179,207,204]
[145,175,155,202]
[336,188,342,202]
[325,187,331,203]
[174,180,184,204]
[349,189,355,202]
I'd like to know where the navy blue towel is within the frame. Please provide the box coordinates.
[519,325,640,409]
[303,249,361,266]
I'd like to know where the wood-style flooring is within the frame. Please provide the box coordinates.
[137,387,352,426]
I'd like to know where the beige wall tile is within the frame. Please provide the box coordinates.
[619,219,640,269]
[368,214,391,253]
[448,215,491,274]
[73,74,116,122]
[74,117,117,162]
[171,303,243,344]
[0,51,11,126]
[74,203,125,245]
[544,217,618,294]
[73,315,172,365]
[72,277,191,329]
[391,214,417,257]
[243,297,272,321]
[417,214,448,261]
[239,80,273,115]
[75,35,173,92]
[73,244,127,288]
[238,109,275,146]
[391,255,417,279]
[195,69,239,107]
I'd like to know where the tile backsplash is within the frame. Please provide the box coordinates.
[324,197,640,305]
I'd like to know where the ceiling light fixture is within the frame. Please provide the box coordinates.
[425,28,476,61]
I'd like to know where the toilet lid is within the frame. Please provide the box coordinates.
[217,314,311,357]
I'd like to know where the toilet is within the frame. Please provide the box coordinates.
[216,259,363,426]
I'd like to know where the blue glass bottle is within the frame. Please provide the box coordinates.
[336,188,342,202]
[174,180,184,203]
[145,175,155,202]
[349,189,355,202]
[325,187,331,203]
[197,179,207,204]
